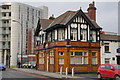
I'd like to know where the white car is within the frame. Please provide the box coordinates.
[22,62,36,68]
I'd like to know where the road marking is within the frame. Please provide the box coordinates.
[11,70,48,79]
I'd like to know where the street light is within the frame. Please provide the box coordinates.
[12,19,23,67]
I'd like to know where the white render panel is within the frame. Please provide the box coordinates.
[78,24,80,40]
[87,25,90,41]
[65,28,67,40]
[68,25,70,39]
[55,29,57,40]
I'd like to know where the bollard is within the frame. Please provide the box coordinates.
[66,67,68,78]
[72,67,74,77]
[60,67,63,75]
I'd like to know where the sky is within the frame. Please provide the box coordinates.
[0,0,119,34]
[25,2,118,34]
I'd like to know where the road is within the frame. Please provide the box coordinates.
[1,69,59,80]
[0,69,110,80]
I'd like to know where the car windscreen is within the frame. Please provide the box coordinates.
[113,65,120,70]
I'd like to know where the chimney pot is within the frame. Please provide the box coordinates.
[87,2,96,21]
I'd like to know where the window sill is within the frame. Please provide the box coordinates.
[104,52,111,53]
[70,64,88,65]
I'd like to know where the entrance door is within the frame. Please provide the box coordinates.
[117,56,120,65]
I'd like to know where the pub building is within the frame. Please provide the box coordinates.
[35,2,102,72]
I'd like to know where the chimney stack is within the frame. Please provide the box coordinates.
[87,1,96,21]
[49,14,55,20]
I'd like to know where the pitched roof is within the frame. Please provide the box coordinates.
[49,10,101,29]
[40,10,102,31]
[48,11,77,28]
[40,19,53,30]
[101,34,120,41]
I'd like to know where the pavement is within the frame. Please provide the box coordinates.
[11,68,97,79]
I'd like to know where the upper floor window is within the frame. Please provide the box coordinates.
[2,13,6,17]
[104,43,110,53]
[70,24,77,41]
[36,36,41,46]
[90,31,96,42]
[52,30,55,42]
[47,32,51,42]
[58,28,64,41]
[2,5,10,9]
[80,24,87,41]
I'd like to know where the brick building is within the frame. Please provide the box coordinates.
[35,2,102,72]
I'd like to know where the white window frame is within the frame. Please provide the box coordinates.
[59,52,64,56]
[39,53,44,64]
[59,58,64,64]
[58,28,65,41]
[50,52,54,64]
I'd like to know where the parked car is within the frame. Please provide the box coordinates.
[0,63,6,71]
[30,61,36,68]
[22,61,36,68]
[97,64,120,80]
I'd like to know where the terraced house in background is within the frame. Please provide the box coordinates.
[35,2,102,72]
[0,2,48,67]
[100,32,120,64]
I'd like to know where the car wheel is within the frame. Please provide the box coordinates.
[97,73,103,80]
[114,75,120,80]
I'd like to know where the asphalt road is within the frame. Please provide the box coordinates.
[1,69,59,80]
[0,69,110,80]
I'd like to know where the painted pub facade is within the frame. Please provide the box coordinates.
[35,2,102,72]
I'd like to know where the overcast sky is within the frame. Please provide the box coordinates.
[0,0,119,34]
[25,2,118,34]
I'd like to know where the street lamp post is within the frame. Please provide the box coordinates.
[12,19,23,68]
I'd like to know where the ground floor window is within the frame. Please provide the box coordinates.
[105,58,110,64]
[39,53,44,64]
[50,52,54,64]
[92,52,97,64]
[59,58,64,64]
[70,52,88,64]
